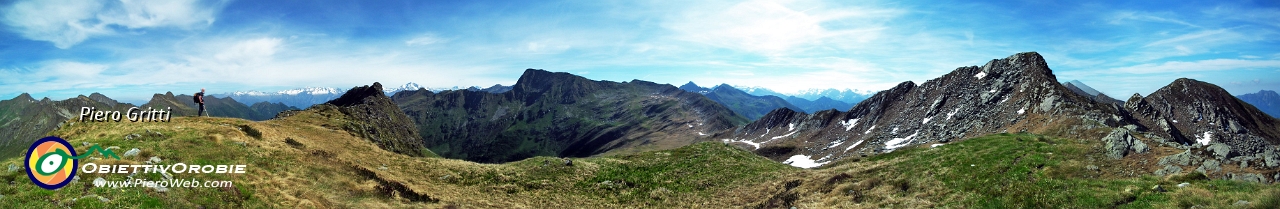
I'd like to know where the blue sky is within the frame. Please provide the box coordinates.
[1,0,1278,104]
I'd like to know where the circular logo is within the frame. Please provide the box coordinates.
[25,136,78,190]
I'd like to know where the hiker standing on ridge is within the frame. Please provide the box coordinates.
[195,88,206,117]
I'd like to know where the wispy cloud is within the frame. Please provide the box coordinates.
[405,34,445,46]
[1108,11,1200,28]
[662,0,900,55]
[1,0,1277,102]
[1109,59,1280,74]
[1,0,227,49]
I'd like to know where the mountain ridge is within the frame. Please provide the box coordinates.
[392,69,748,163]
[1238,90,1280,119]
[715,51,1280,182]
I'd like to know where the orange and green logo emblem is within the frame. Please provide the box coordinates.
[26,136,78,190]
[25,136,119,190]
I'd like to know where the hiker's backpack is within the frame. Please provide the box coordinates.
[193,93,202,103]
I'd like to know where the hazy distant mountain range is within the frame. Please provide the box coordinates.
[217,83,515,109]
[679,82,801,120]
[735,86,874,105]
[1063,80,1123,104]
[1238,90,1280,119]
[680,82,858,117]
[215,87,345,109]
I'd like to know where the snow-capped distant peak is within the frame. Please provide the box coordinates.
[281,87,343,95]
[231,91,270,96]
[228,87,343,96]
[384,82,437,94]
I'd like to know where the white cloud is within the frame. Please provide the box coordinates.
[1108,11,1199,28]
[662,0,899,55]
[405,34,445,46]
[1203,6,1280,28]
[213,38,283,67]
[1143,29,1233,47]
[0,0,225,49]
[1,0,109,49]
[693,56,895,94]
[0,61,115,98]
[97,0,222,29]
[1109,59,1280,74]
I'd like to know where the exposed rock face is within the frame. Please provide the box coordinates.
[322,82,427,157]
[1137,78,1280,156]
[393,69,747,163]
[1102,126,1148,159]
[718,52,1280,183]
[717,52,1139,164]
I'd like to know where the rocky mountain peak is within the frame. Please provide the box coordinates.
[1238,90,1280,119]
[322,82,427,157]
[393,70,746,163]
[327,82,386,107]
[974,52,1056,86]
[514,69,589,93]
[15,93,35,102]
[720,52,1137,166]
[511,69,604,104]
[88,93,122,107]
[681,81,699,88]
[679,81,711,94]
[1141,78,1280,155]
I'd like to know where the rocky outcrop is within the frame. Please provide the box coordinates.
[717,52,1139,164]
[323,82,428,157]
[1137,78,1280,160]
[718,52,1280,184]
[1102,126,1149,159]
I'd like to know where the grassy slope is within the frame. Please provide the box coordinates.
[0,109,1276,208]
[0,108,790,208]
[776,133,1280,208]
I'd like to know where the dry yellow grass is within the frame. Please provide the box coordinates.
[2,108,1276,208]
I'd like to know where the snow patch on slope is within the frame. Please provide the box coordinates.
[840,118,860,131]
[1197,132,1213,146]
[772,130,798,140]
[844,140,864,152]
[782,155,826,168]
[884,131,919,150]
[975,71,987,79]
[722,139,762,149]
